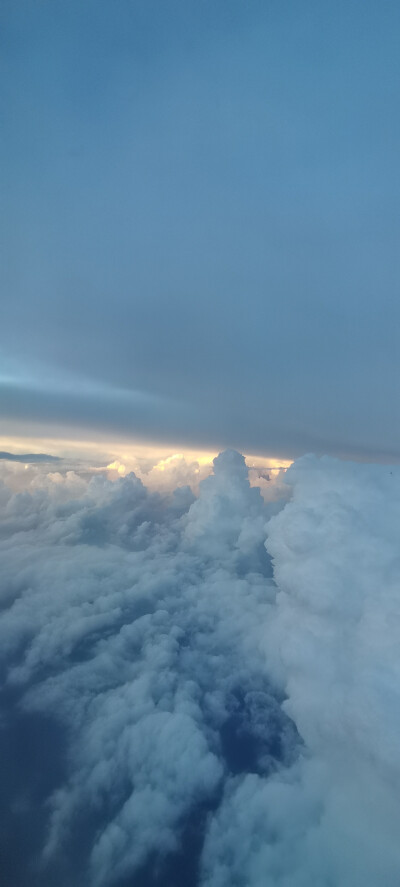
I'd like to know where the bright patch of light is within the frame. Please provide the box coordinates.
[106,460,126,475]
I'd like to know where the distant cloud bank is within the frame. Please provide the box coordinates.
[0,451,60,462]
[0,450,399,886]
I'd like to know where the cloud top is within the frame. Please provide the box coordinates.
[0,451,295,886]
[1,451,400,886]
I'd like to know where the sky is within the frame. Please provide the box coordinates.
[2,0,400,462]
[2,9,400,882]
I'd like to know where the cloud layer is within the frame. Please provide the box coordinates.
[1,451,400,886]
[203,456,400,887]
[0,451,295,886]
[2,2,400,459]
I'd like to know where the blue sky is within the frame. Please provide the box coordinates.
[2,0,400,459]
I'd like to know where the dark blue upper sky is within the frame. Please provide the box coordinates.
[2,0,400,459]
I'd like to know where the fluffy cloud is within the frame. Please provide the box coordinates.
[1,452,399,887]
[0,451,295,887]
[201,456,400,887]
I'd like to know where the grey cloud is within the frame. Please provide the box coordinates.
[2,374,400,462]
[201,456,400,887]
[2,450,400,886]
[0,452,60,463]
[0,451,296,887]
[2,2,400,459]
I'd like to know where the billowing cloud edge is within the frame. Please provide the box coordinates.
[0,452,399,886]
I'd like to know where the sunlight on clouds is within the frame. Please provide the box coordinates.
[0,432,292,499]
[106,460,126,475]
[152,454,188,472]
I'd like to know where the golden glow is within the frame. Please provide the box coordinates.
[152,454,184,473]
[0,432,219,470]
[106,460,126,475]
[0,432,292,489]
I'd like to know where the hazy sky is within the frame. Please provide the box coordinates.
[2,0,400,460]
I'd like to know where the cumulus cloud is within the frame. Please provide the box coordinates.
[201,456,400,887]
[0,450,295,887]
[1,451,399,887]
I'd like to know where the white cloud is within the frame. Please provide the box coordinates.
[2,452,399,886]
[0,450,292,886]
[201,455,400,887]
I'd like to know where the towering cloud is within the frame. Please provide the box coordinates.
[1,452,399,886]
[0,452,295,886]
[202,456,400,887]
